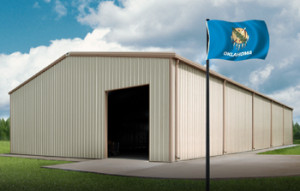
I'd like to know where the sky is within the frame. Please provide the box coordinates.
[0,0,300,123]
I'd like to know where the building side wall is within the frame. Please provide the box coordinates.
[272,102,284,147]
[253,95,271,150]
[209,77,224,156]
[284,108,293,145]
[225,83,252,154]
[177,62,223,160]
[169,59,176,162]
[10,56,170,161]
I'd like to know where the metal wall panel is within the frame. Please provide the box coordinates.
[169,59,176,162]
[177,62,205,160]
[10,56,170,161]
[209,76,224,156]
[177,62,223,160]
[10,89,22,153]
[284,108,293,145]
[253,95,271,150]
[225,83,252,153]
[272,102,284,146]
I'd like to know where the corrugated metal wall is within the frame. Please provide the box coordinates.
[253,95,271,150]
[176,62,223,160]
[169,59,176,162]
[177,62,205,160]
[225,83,252,154]
[175,61,293,160]
[284,108,293,145]
[10,54,294,162]
[11,56,170,161]
[272,102,284,147]
[209,77,224,156]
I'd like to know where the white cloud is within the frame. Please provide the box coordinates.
[249,64,274,89]
[76,0,215,62]
[78,1,200,40]
[55,0,67,18]
[73,0,93,15]
[44,0,51,3]
[268,86,300,122]
[278,57,294,69]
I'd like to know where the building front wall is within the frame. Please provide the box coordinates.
[10,56,170,161]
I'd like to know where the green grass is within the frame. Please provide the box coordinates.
[1,141,300,191]
[260,145,300,155]
[294,139,300,144]
[0,140,10,153]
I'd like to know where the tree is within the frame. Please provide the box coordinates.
[0,118,10,140]
[293,122,300,140]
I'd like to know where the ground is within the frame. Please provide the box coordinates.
[0,141,300,191]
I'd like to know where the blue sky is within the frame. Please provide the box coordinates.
[0,0,91,54]
[1,0,300,123]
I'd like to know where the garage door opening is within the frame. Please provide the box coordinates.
[107,85,149,160]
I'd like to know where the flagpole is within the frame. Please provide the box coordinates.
[205,18,210,191]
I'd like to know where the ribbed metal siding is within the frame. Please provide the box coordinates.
[10,81,37,155]
[209,77,224,156]
[10,56,170,161]
[225,83,252,153]
[253,95,271,149]
[169,59,176,162]
[283,108,293,145]
[177,62,205,160]
[272,102,284,146]
[177,62,223,160]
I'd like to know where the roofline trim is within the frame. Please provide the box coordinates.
[8,51,293,110]
[9,53,67,95]
[69,51,177,58]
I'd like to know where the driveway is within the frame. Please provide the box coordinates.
[43,145,300,179]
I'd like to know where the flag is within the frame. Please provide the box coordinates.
[207,20,269,61]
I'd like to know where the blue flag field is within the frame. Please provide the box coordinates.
[207,20,269,61]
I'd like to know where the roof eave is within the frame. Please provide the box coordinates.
[8,51,293,110]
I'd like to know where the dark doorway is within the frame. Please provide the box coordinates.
[107,85,149,160]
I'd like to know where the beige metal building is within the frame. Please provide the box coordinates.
[9,52,293,162]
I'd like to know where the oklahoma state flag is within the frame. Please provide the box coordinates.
[207,20,269,61]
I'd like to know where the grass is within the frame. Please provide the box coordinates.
[260,145,300,155]
[0,141,300,191]
[294,139,300,144]
[0,140,10,153]
[259,139,300,155]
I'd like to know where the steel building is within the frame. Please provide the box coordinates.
[9,52,293,162]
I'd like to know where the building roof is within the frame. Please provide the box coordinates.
[8,51,293,110]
